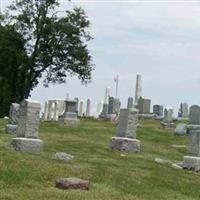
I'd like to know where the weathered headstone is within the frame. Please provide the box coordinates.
[161,108,174,129]
[127,97,134,109]
[183,105,200,171]
[110,108,140,152]
[5,103,20,134]
[86,98,92,117]
[78,101,84,117]
[59,100,79,126]
[137,97,151,114]
[153,104,164,116]
[96,100,103,116]
[178,102,189,118]
[10,100,43,152]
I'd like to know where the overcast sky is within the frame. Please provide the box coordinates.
[1,0,200,115]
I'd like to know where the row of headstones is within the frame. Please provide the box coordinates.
[5,99,200,171]
[43,98,93,121]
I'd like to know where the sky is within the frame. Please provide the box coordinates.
[1,0,200,115]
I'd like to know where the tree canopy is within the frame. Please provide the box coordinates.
[0,0,93,116]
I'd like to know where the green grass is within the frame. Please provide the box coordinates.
[0,118,200,200]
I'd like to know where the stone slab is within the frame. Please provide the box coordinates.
[10,138,43,152]
[161,122,175,129]
[110,137,140,152]
[182,156,200,171]
[55,177,90,190]
[54,152,74,161]
[5,124,18,134]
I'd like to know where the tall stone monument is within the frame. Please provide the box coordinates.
[183,105,200,171]
[59,100,79,126]
[110,108,140,152]
[10,100,43,152]
[134,74,142,105]
[6,103,20,134]
[161,108,174,128]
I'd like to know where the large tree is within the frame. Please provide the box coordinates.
[0,25,29,117]
[0,0,93,102]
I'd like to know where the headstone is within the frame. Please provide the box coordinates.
[189,105,200,125]
[161,108,174,129]
[134,74,142,105]
[110,108,140,152]
[178,102,189,118]
[78,101,84,117]
[153,104,164,116]
[108,97,120,115]
[86,98,91,117]
[174,123,187,135]
[10,100,43,152]
[96,100,103,116]
[59,100,79,126]
[183,105,200,171]
[5,103,20,134]
[137,97,151,114]
[43,101,49,121]
[127,97,134,109]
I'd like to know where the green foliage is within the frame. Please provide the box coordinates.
[1,119,200,200]
[0,0,93,115]
[0,25,28,117]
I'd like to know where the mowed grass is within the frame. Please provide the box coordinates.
[1,118,200,200]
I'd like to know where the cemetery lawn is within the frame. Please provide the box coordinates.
[1,118,200,200]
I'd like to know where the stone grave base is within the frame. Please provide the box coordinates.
[10,138,43,152]
[182,156,200,171]
[161,122,175,129]
[60,118,80,126]
[110,137,140,152]
[5,124,18,134]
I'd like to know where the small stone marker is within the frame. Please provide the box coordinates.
[110,108,140,152]
[54,152,74,161]
[183,105,200,171]
[56,178,90,190]
[5,103,20,134]
[155,158,172,164]
[10,100,43,152]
